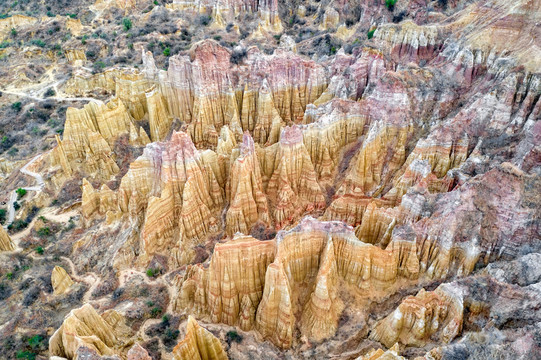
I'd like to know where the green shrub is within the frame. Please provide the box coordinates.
[0,41,10,49]
[16,188,27,199]
[146,268,160,277]
[154,0,159,4]
[226,330,243,344]
[8,219,28,231]
[11,28,16,37]
[199,15,211,26]
[0,209,6,224]
[367,28,376,39]
[13,201,20,211]
[150,306,162,317]
[29,39,46,48]
[35,247,44,255]
[81,35,88,45]
[385,0,397,9]
[122,17,132,31]
[27,335,44,349]
[16,351,36,360]
[6,272,13,280]
[163,47,170,56]
[37,227,51,238]
[11,102,22,112]
[44,88,56,97]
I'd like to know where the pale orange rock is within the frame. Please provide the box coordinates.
[51,98,149,179]
[370,284,463,348]
[114,131,223,266]
[146,85,173,141]
[49,304,132,359]
[51,266,74,295]
[172,316,228,360]
[357,344,405,360]
[127,344,152,360]
[337,119,410,198]
[323,189,393,228]
[225,133,270,236]
[258,126,325,228]
[251,79,284,145]
[0,226,15,252]
[177,235,276,330]
[0,15,37,33]
[63,68,121,96]
[256,217,419,348]
[115,71,151,121]
[302,100,368,185]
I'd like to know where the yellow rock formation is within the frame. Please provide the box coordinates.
[225,133,270,236]
[177,235,276,330]
[319,7,339,30]
[49,304,132,359]
[51,98,149,179]
[146,85,173,141]
[0,226,15,252]
[357,344,405,360]
[302,100,367,185]
[177,217,420,349]
[51,266,74,295]
[337,120,411,197]
[172,316,228,360]
[0,15,37,34]
[258,126,325,228]
[370,284,463,347]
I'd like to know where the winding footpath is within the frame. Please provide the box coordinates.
[5,154,45,226]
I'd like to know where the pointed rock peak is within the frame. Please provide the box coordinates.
[127,343,152,360]
[279,125,303,146]
[259,78,271,94]
[168,131,198,160]
[189,39,230,63]
[240,132,256,156]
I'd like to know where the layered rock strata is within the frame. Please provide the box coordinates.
[0,226,14,252]
[49,304,132,359]
[258,126,326,228]
[51,266,74,295]
[172,316,228,360]
[176,217,420,348]
[370,284,464,348]
[51,98,149,180]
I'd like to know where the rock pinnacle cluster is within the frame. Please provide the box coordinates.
[0,0,539,359]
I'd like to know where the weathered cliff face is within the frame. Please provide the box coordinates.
[370,284,463,348]
[51,98,149,180]
[175,217,421,348]
[0,226,14,252]
[51,266,74,295]
[258,126,326,228]
[49,304,132,359]
[172,316,228,360]
[225,133,270,236]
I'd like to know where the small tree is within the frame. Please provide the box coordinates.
[122,17,132,31]
[385,0,397,10]
[16,188,27,199]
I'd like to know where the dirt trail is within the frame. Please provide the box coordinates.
[61,256,102,303]
[6,154,45,226]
